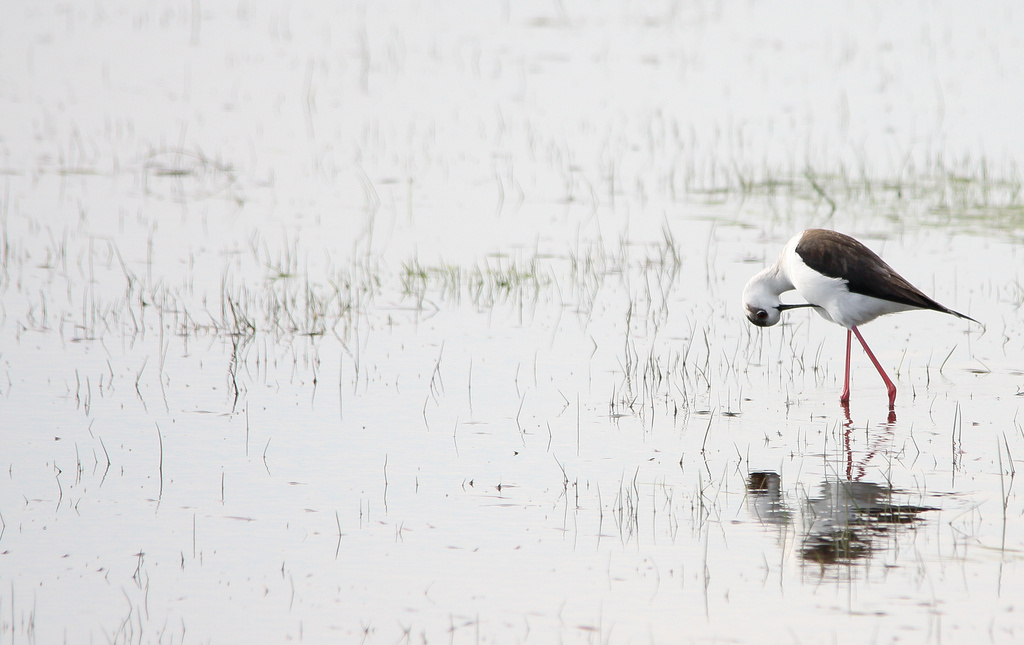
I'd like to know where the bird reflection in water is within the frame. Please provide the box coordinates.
[746,471,790,526]
[748,472,935,567]
[747,414,936,569]
[799,479,935,566]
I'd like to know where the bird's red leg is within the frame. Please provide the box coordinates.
[839,329,852,405]
[851,326,896,410]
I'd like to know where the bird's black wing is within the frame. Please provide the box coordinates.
[795,229,972,320]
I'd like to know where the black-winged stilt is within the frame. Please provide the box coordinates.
[743,229,978,410]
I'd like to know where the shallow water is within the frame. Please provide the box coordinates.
[2,1,1024,643]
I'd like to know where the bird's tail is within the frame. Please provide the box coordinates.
[947,307,981,326]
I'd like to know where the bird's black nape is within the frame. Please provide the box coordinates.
[777,303,817,311]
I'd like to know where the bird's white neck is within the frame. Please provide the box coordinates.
[747,262,793,299]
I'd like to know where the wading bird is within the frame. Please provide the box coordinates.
[742,229,977,410]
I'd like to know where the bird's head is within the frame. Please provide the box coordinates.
[743,258,816,327]
[742,280,784,327]
[742,271,814,327]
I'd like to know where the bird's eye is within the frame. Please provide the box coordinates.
[756,310,768,320]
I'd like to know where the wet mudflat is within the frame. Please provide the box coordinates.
[2,1,1024,643]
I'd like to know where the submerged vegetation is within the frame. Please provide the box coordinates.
[400,257,550,309]
[685,163,1024,236]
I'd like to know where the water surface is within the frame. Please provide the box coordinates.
[2,1,1024,643]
